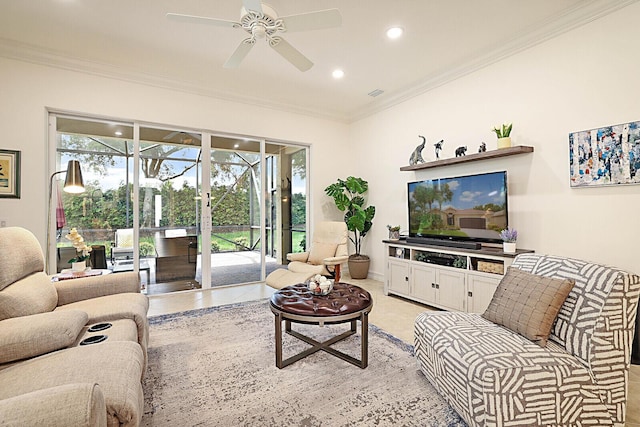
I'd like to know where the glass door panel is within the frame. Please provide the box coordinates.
[139,127,203,293]
[53,116,134,274]
[208,137,264,286]
[266,143,308,268]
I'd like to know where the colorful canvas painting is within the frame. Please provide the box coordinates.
[569,121,640,187]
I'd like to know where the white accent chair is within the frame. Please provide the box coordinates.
[266,221,349,289]
[110,228,134,264]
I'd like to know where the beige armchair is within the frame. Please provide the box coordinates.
[266,221,348,289]
[0,227,149,426]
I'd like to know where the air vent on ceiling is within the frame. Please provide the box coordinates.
[368,89,384,97]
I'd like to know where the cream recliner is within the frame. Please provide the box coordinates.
[0,227,148,427]
[266,221,348,289]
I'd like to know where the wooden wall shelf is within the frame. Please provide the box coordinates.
[400,145,534,171]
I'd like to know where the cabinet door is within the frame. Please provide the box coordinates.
[388,259,410,295]
[467,274,501,313]
[436,269,466,311]
[411,264,437,305]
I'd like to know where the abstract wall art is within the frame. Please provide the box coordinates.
[569,120,640,188]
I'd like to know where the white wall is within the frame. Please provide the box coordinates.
[349,2,640,278]
[0,57,349,249]
[2,2,639,278]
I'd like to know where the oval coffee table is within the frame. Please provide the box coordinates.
[270,282,373,369]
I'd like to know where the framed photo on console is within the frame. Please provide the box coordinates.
[569,120,640,188]
[0,149,20,199]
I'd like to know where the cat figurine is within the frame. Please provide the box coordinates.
[409,136,426,165]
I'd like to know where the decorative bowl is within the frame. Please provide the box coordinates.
[307,278,334,296]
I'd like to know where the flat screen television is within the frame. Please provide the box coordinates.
[407,171,508,247]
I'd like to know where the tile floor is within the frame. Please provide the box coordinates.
[148,276,640,426]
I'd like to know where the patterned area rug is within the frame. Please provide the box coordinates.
[142,300,465,427]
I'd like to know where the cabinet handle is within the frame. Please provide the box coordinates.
[468,291,473,297]
[405,276,409,282]
[435,284,440,289]
[431,283,435,288]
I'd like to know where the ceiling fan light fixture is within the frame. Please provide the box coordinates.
[253,25,267,39]
[386,26,404,39]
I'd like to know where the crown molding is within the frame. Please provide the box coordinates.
[0,38,348,123]
[0,0,635,125]
[347,0,639,122]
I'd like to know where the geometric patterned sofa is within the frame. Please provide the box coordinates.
[415,253,640,427]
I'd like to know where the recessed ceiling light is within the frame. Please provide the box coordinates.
[386,26,404,39]
[332,69,345,79]
[115,131,123,136]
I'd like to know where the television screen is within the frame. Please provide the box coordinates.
[407,171,508,244]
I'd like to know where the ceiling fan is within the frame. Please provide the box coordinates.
[167,0,342,72]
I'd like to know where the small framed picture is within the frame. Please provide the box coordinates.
[395,248,404,258]
[0,149,20,199]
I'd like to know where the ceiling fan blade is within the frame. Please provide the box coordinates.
[166,13,238,28]
[242,0,263,14]
[269,37,313,72]
[224,39,255,68]
[279,9,342,33]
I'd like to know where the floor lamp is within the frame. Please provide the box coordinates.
[46,160,85,274]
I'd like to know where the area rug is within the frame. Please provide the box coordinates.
[142,300,465,427]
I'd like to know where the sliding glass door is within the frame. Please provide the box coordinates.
[50,113,308,293]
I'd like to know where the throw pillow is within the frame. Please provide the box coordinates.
[307,242,337,265]
[482,267,574,346]
[0,310,88,364]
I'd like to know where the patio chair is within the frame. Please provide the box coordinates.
[266,221,349,289]
[110,228,134,264]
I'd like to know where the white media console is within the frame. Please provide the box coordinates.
[383,239,533,313]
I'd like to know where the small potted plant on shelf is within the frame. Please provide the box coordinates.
[325,176,376,279]
[387,225,401,240]
[499,227,518,253]
[492,123,513,149]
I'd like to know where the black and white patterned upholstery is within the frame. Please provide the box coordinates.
[414,253,640,427]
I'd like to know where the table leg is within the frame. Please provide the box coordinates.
[274,312,283,368]
[361,311,369,369]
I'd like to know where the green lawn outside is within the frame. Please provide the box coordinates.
[67,231,307,255]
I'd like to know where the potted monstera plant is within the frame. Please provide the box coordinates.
[325,176,376,279]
